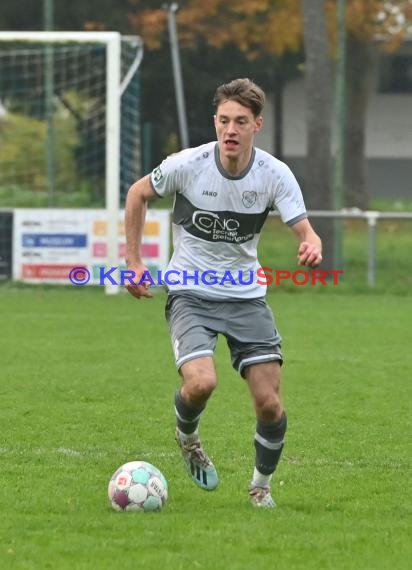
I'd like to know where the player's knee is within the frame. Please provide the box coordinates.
[182,370,217,405]
[192,380,216,402]
[255,393,283,422]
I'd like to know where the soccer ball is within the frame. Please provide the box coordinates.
[108,460,168,512]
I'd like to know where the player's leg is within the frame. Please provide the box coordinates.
[244,360,287,508]
[165,294,220,490]
[175,356,217,441]
[225,297,285,507]
[179,355,217,408]
[175,356,219,490]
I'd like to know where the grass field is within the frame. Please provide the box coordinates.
[0,286,411,570]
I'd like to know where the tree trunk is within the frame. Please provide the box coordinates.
[344,36,376,209]
[302,0,334,270]
[273,63,284,160]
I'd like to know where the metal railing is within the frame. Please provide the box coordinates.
[270,209,412,287]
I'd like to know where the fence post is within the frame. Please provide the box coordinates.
[366,211,379,287]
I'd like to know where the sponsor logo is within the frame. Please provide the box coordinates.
[202,190,218,197]
[174,194,267,244]
[191,210,252,243]
[22,233,87,248]
[25,264,88,280]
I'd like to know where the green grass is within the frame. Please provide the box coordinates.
[0,187,104,208]
[1,185,411,212]
[0,287,410,569]
[369,198,412,212]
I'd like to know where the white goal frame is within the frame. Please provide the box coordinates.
[0,31,140,294]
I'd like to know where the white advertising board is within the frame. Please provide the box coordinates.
[13,208,170,286]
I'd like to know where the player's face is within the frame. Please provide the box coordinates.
[214,100,262,165]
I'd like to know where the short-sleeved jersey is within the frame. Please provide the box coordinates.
[150,141,307,300]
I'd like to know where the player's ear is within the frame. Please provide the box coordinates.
[254,116,263,133]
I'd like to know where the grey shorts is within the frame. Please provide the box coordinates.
[165,293,282,377]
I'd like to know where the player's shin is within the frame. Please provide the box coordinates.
[174,389,219,490]
[252,412,287,487]
[174,389,205,441]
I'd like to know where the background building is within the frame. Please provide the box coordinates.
[258,44,412,201]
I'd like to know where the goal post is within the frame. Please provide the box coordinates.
[0,31,144,294]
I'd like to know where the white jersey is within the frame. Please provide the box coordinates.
[150,141,307,300]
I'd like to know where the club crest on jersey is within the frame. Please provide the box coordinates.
[242,190,257,208]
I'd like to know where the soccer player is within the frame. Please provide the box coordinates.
[125,78,322,508]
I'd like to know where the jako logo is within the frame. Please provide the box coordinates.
[202,190,217,197]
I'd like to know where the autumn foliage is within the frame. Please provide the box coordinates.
[129,0,411,56]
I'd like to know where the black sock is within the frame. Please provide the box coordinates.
[254,412,287,475]
[174,390,205,434]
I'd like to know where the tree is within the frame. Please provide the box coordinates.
[0,0,134,32]
[302,0,335,269]
[2,0,410,202]
[300,0,411,261]
[130,0,304,159]
[343,36,376,209]
[132,0,411,202]
[342,0,412,208]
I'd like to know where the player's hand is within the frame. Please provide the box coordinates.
[125,263,153,300]
[297,242,322,268]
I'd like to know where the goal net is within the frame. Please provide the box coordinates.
[0,32,143,293]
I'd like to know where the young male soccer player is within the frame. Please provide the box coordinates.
[125,78,322,508]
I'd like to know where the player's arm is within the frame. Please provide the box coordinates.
[290,218,323,268]
[124,174,158,299]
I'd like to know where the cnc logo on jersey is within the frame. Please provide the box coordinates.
[174,194,269,244]
[152,167,163,184]
[191,210,255,243]
[242,190,257,208]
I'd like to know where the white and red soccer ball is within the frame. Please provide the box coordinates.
[108,461,168,512]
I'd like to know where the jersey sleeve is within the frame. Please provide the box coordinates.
[272,165,307,226]
[150,151,189,198]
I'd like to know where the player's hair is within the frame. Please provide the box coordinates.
[213,78,266,118]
